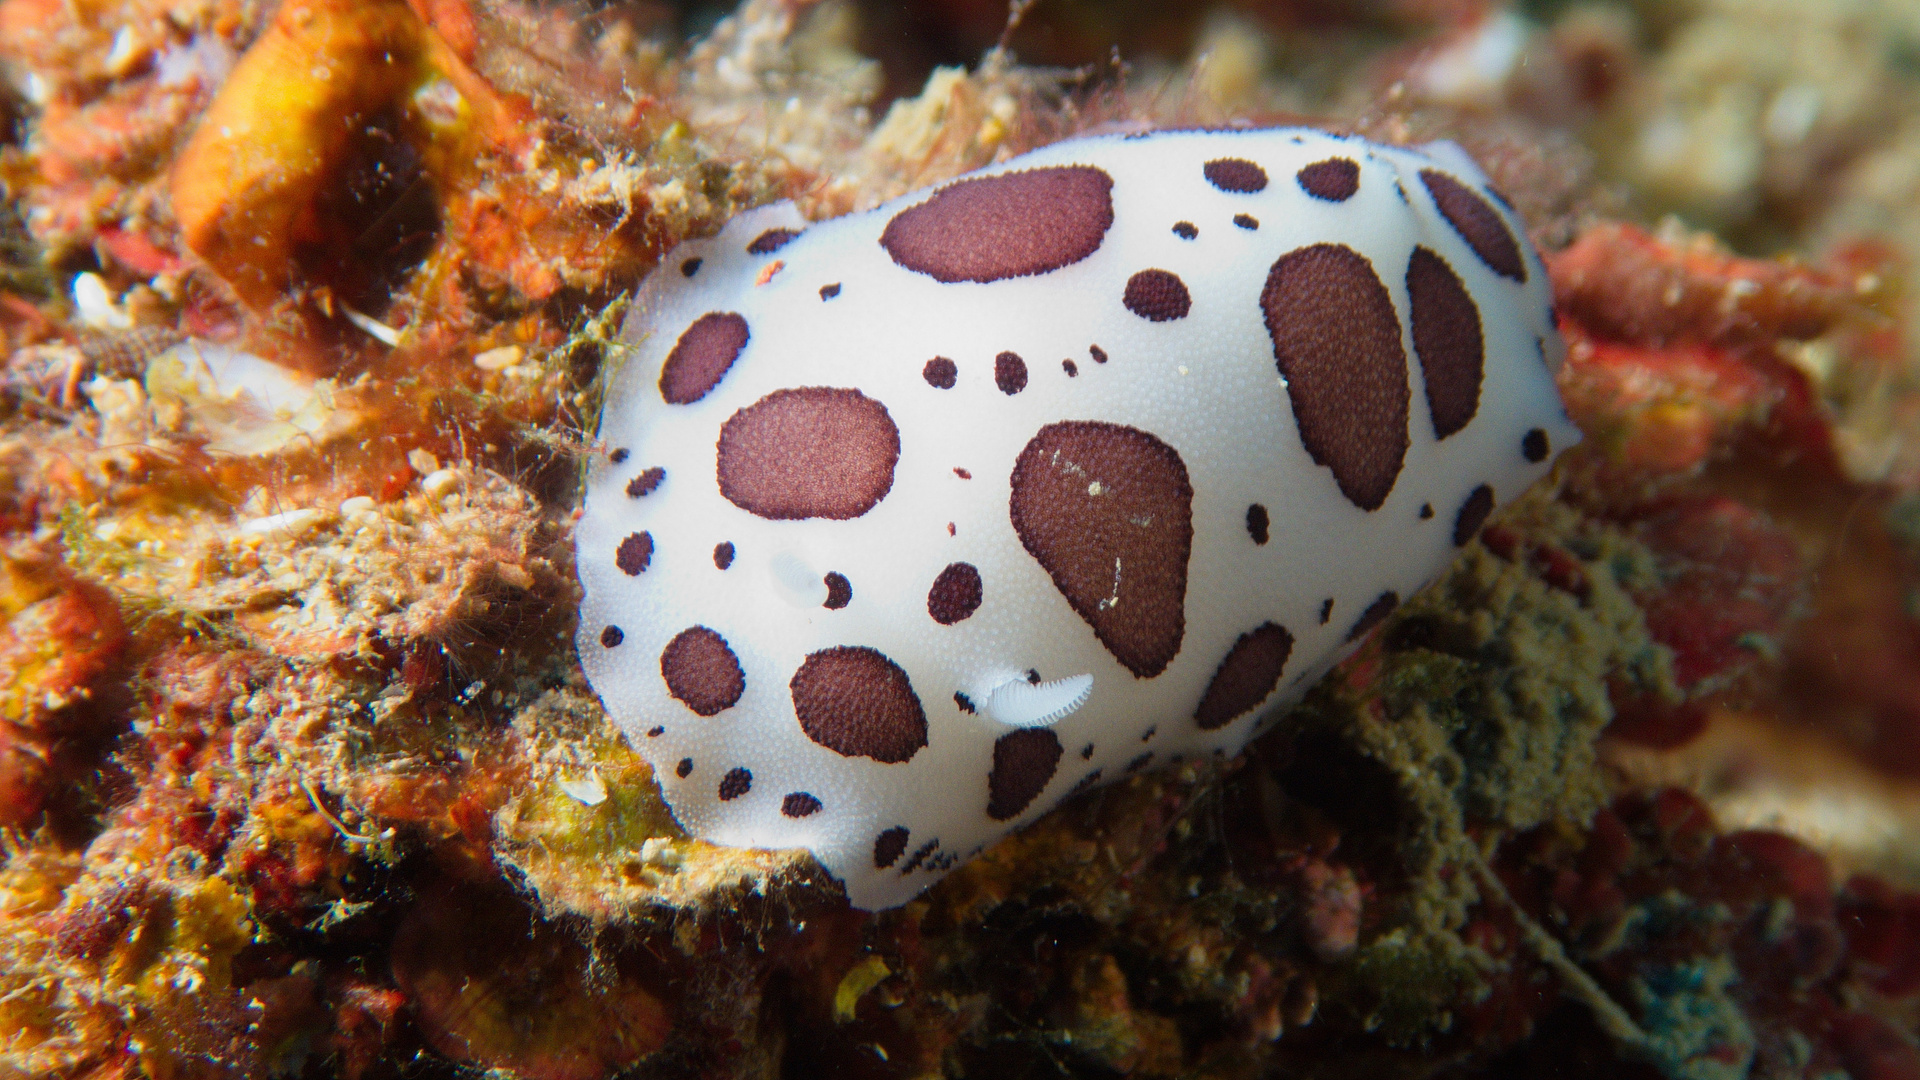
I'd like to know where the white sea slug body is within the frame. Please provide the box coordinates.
[576,127,1579,910]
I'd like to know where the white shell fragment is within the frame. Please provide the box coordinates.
[146,339,358,456]
[576,127,1580,910]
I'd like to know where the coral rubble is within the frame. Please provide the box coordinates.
[0,0,1918,1077]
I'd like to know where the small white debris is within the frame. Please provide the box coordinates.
[338,496,376,516]
[73,273,132,330]
[145,340,358,455]
[407,449,440,475]
[473,346,523,371]
[420,469,460,498]
[556,769,608,806]
[237,507,325,537]
[638,836,682,868]
[341,305,401,346]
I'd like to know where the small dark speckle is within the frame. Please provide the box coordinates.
[819,283,841,300]
[600,625,624,647]
[1026,669,1041,684]
[718,767,752,800]
[953,467,971,479]
[954,692,975,714]
[609,448,629,464]
[626,467,665,498]
[675,757,693,778]
[947,522,956,536]
[1246,503,1270,545]
[1062,359,1078,377]
[1173,221,1198,239]
[1234,213,1259,230]
[647,725,664,737]
[1420,503,1434,520]
[713,541,735,570]
[1080,743,1094,760]
[823,572,852,609]
[680,257,702,277]
[1089,345,1108,363]
[1522,428,1551,463]
[1141,726,1157,742]
[1319,598,1333,625]
[747,228,799,254]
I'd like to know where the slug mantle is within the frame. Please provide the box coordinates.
[575,127,1579,910]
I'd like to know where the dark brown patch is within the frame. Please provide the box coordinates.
[647,725,663,737]
[1089,345,1107,363]
[874,826,910,868]
[600,625,623,648]
[1297,157,1360,201]
[717,388,900,520]
[1522,428,1550,463]
[1173,221,1198,239]
[1454,484,1495,546]
[1123,269,1192,321]
[1407,246,1484,439]
[995,352,1028,395]
[1246,503,1270,545]
[1319,598,1333,625]
[923,357,957,389]
[680,257,702,277]
[1141,726,1156,742]
[790,646,928,764]
[1261,243,1410,511]
[747,228,799,254]
[986,728,1063,821]
[927,562,984,625]
[1420,170,1526,282]
[609,448,629,464]
[901,839,939,874]
[1080,743,1094,759]
[659,312,750,405]
[713,542,735,570]
[823,572,852,609]
[675,757,693,778]
[1420,503,1434,519]
[819,283,841,300]
[1195,623,1295,730]
[717,767,752,801]
[880,166,1115,283]
[626,467,665,498]
[954,692,975,714]
[1346,592,1399,642]
[1204,158,1268,193]
[660,626,746,716]
[615,532,653,575]
[1063,359,1078,377]
[953,468,971,479]
[1234,213,1259,230]
[1125,751,1154,773]
[1009,422,1193,678]
[782,792,821,817]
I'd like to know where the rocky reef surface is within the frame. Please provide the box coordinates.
[1,0,1919,1077]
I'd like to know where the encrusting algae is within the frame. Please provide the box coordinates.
[1,0,1919,1077]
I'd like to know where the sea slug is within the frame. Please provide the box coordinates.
[576,127,1579,909]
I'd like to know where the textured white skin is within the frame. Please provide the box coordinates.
[576,128,1581,910]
